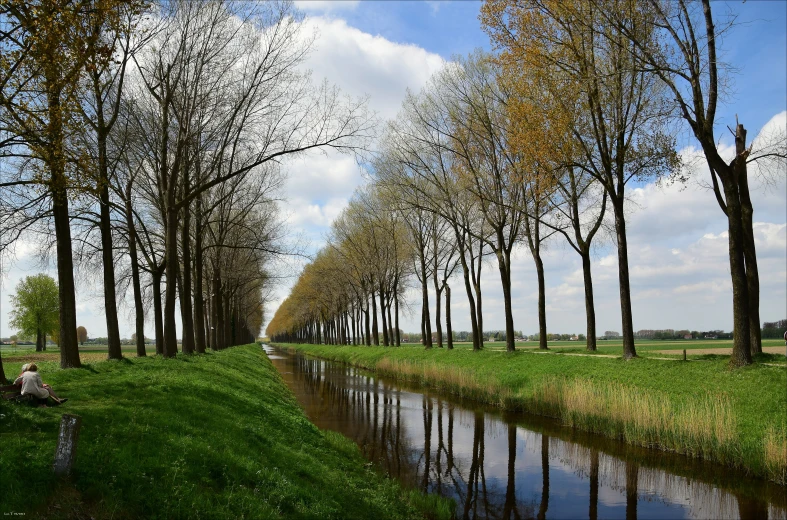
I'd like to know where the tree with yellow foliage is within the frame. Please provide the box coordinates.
[482,0,680,359]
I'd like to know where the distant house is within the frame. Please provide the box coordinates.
[570,335,579,341]
[683,334,692,340]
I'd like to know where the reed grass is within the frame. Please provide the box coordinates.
[284,343,787,485]
[524,377,737,463]
[764,425,787,484]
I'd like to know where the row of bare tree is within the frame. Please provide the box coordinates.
[268,0,784,367]
[0,0,373,378]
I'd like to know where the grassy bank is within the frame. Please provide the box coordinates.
[0,344,451,519]
[280,343,787,485]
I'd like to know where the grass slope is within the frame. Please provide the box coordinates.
[282,342,787,485]
[0,344,451,520]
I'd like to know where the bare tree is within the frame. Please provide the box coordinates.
[130,0,373,357]
[604,0,787,364]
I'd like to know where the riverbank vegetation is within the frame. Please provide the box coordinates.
[281,343,787,485]
[0,344,451,519]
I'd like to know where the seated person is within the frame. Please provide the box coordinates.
[13,363,67,406]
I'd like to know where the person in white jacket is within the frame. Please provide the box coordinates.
[14,363,67,406]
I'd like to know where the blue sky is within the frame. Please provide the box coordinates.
[1,1,785,340]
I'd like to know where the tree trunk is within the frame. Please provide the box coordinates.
[152,269,165,355]
[126,198,146,357]
[99,174,122,360]
[534,252,548,351]
[420,251,433,349]
[723,174,753,367]
[432,253,444,348]
[193,197,206,354]
[737,127,761,355]
[371,289,379,345]
[204,296,211,350]
[224,292,232,348]
[364,305,370,346]
[214,275,225,350]
[36,329,44,352]
[386,292,394,346]
[52,176,81,369]
[612,197,636,359]
[163,202,179,357]
[497,246,516,352]
[445,283,453,350]
[179,198,195,354]
[582,252,598,351]
[473,241,484,348]
[459,242,480,351]
[394,289,401,346]
[379,285,389,346]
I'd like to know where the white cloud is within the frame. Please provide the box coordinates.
[275,16,447,252]
[294,1,360,13]
[301,17,446,121]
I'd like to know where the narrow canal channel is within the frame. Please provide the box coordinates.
[264,346,786,520]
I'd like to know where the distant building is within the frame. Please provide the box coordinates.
[683,334,692,340]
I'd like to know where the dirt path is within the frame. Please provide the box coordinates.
[654,346,786,356]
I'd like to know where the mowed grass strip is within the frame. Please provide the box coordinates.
[282,343,787,485]
[0,345,452,520]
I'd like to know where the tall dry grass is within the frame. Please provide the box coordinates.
[374,358,514,404]
[764,425,787,484]
[526,377,736,463]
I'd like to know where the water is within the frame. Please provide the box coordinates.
[263,346,786,520]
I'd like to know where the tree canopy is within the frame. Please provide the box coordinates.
[9,274,60,352]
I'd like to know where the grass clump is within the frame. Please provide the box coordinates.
[0,344,452,520]
[282,342,787,485]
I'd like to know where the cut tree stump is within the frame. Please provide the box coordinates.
[53,414,82,476]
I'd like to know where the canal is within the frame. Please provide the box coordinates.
[264,345,786,519]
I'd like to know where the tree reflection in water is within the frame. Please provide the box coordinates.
[271,348,786,520]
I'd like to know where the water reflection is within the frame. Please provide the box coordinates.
[266,346,786,520]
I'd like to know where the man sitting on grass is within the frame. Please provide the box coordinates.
[14,363,68,407]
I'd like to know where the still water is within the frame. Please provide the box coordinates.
[263,346,786,519]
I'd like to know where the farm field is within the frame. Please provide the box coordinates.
[403,338,787,362]
[5,338,784,365]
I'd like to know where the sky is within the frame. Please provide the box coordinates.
[0,0,785,341]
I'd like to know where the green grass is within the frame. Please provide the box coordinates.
[0,344,453,520]
[281,342,787,485]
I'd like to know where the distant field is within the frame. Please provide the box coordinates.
[447,338,786,362]
[4,338,784,365]
[1,344,157,363]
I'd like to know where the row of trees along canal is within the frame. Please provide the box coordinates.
[0,0,374,380]
[267,0,785,367]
